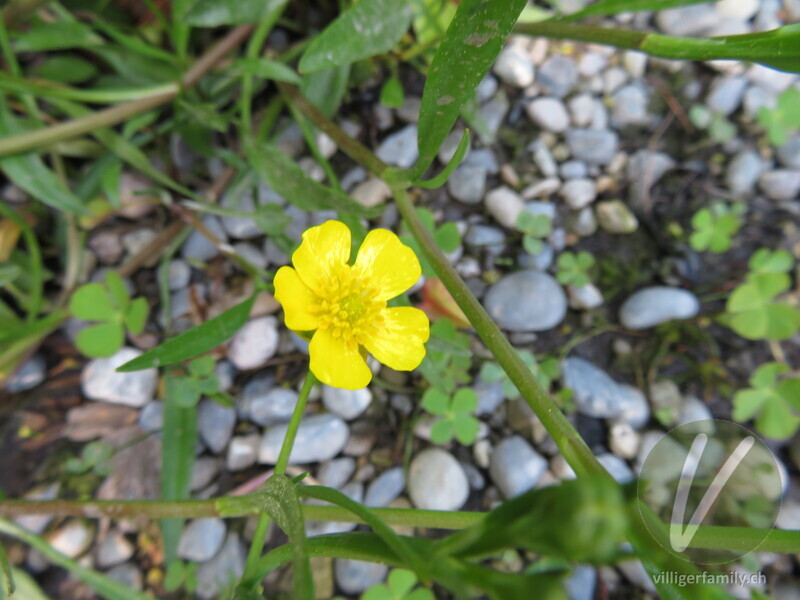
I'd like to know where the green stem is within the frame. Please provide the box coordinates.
[392,186,606,480]
[241,370,316,584]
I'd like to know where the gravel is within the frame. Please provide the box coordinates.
[408,448,469,511]
[322,386,373,420]
[227,317,279,370]
[81,348,157,408]
[259,414,349,465]
[484,271,567,332]
[178,519,226,562]
[565,129,619,165]
[489,436,547,498]
[619,287,701,329]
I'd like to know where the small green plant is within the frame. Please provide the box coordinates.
[421,387,481,445]
[689,202,745,253]
[401,208,461,278]
[556,251,595,288]
[418,319,472,395]
[688,104,736,143]
[515,212,552,255]
[723,249,800,340]
[733,362,800,440]
[758,88,800,146]
[64,441,113,477]
[164,560,198,594]
[166,355,229,408]
[479,350,560,400]
[362,569,434,600]
[69,270,149,358]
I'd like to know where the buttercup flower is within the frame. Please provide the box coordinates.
[274,220,430,390]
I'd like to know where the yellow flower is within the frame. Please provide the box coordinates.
[274,220,430,390]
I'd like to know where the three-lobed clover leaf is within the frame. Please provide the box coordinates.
[556,251,595,288]
[515,211,552,256]
[733,362,800,440]
[689,202,744,253]
[758,88,800,147]
[64,441,113,476]
[418,319,472,395]
[361,569,434,600]
[69,270,148,358]
[167,355,226,409]
[422,387,481,445]
[479,350,560,400]
[689,104,736,143]
[724,249,800,340]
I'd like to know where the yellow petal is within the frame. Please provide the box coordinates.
[292,220,351,294]
[354,228,421,301]
[309,329,372,390]
[364,307,430,371]
[273,266,319,332]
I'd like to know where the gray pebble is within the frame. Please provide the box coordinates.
[477,91,509,143]
[538,55,578,97]
[563,357,637,419]
[619,287,700,329]
[317,457,356,489]
[259,414,349,465]
[198,399,236,454]
[559,160,588,179]
[15,483,60,534]
[96,532,135,568]
[517,245,554,271]
[5,354,45,393]
[489,436,547,498]
[759,170,800,201]
[195,533,246,600]
[493,45,535,88]
[447,165,487,204]
[376,125,418,168]
[565,566,597,600]
[725,149,764,194]
[777,136,800,169]
[566,129,619,165]
[567,283,604,310]
[221,189,261,239]
[167,260,191,291]
[178,519,226,562]
[707,76,749,116]
[525,200,557,221]
[364,467,405,507]
[484,271,567,332]
[566,207,598,237]
[463,148,500,174]
[568,94,595,127]
[611,85,649,127]
[597,453,634,484]
[191,457,220,492]
[225,434,260,471]
[476,75,499,104]
[526,97,570,133]
[242,385,299,427]
[677,396,713,427]
[485,186,525,229]
[560,178,597,209]
[106,563,142,591]
[613,385,651,430]
[530,140,559,177]
[334,559,388,595]
[656,4,721,36]
[522,178,561,199]
[408,448,469,511]
[595,200,639,234]
[322,386,372,420]
[47,520,94,558]
[475,380,506,415]
[233,243,267,270]
[182,215,227,262]
[465,224,506,254]
[227,317,279,370]
[81,348,157,408]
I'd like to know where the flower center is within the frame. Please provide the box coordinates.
[313,265,385,345]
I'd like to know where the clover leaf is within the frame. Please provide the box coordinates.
[167,356,226,409]
[689,202,744,253]
[361,569,434,600]
[733,362,800,440]
[724,249,800,340]
[515,211,552,256]
[758,88,800,147]
[70,270,149,357]
[422,387,480,445]
[556,251,595,288]
[418,319,472,395]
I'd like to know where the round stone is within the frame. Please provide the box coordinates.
[227,317,279,370]
[489,436,547,498]
[408,448,469,511]
[81,347,157,407]
[484,271,567,332]
[619,287,700,329]
[258,414,349,465]
[322,386,373,420]
[178,518,226,562]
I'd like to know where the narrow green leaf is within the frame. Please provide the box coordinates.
[380,76,405,108]
[299,0,413,73]
[0,542,14,598]
[561,0,706,21]
[300,65,351,117]
[413,129,471,190]
[32,55,98,84]
[76,322,125,358]
[178,0,287,26]
[234,58,302,84]
[0,264,21,288]
[5,568,47,600]
[161,376,198,565]
[246,142,381,218]
[0,107,87,215]
[13,22,103,52]
[70,283,116,321]
[0,519,152,600]
[417,0,527,169]
[116,293,256,372]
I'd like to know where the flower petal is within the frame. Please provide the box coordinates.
[309,329,372,390]
[273,266,319,332]
[364,307,430,371]
[354,228,421,301]
[292,220,351,294]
